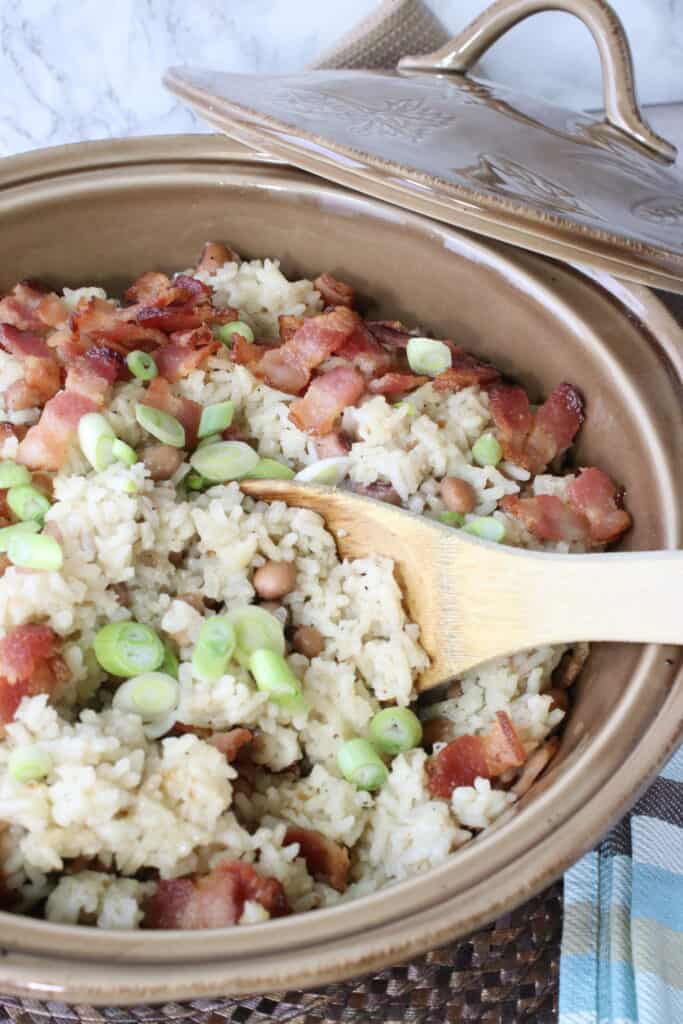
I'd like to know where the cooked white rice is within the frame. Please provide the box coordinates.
[0,253,574,930]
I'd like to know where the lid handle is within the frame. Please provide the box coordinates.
[398,0,677,164]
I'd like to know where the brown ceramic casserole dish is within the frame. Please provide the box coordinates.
[0,132,680,1003]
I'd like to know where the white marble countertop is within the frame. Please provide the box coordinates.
[0,0,681,157]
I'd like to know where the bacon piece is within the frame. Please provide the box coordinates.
[208,728,253,763]
[17,391,99,470]
[279,315,304,342]
[142,444,185,481]
[140,377,201,449]
[353,482,402,506]
[124,272,173,306]
[230,334,265,368]
[196,241,238,273]
[366,320,412,348]
[0,625,67,728]
[289,365,365,435]
[137,304,203,333]
[64,349,122,407]
[499,494,590,543]
[369,372,428,396]
[314,273,354,309]
[525,383,584,473]
[0,282,65,333]
[315,430,350,459]
[257,307,362,394]
[335,322,393,378]
[489,384,533,464]
[567,467,631,544]
[154,326,219,381]
[144,860,289,930]
[0,324,62,411]
[70,298,167,353]
[427,711,526,798]
[433,347,500,392]
[285,826,350,892]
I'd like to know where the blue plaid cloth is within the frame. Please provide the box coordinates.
[560,746,683,1023]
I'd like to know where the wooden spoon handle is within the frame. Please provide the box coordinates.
[466,548,683,656]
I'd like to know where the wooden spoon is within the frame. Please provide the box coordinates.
[241,479,683,692]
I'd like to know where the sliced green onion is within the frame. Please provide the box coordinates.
[93,621,164,677]
[463,516,506,543]
[217,321,254,346]
[7,533,63,571]
[249,649,306,711]
[0,461,31,489]
[198,400,234,439]
[185,471,208,491]
[8,745,52,783]
[472,433,502,467]
[226,606,285,667]
[192,616,237,683]
[135,405,185,448]
[111,439,138,466]
[393,401,417,416]
[189,440,259,482]
[0,520,40,552]
[196,433,222,449]
[142,711,177,740]
[246,458,295,481]
[294,457,349,485]
[78,412,117,472]
[369,707,423,756]
[113,672,179,718]
[160,643,179,679]
[126,350,158,381]
[337,738,388,791]
[406,337,452,377]
[439,511,464,527]
[7,485,51,523]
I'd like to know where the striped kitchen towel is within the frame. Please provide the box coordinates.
[560,744,683,1024]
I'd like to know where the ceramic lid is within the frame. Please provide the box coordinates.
[165,0,683,294]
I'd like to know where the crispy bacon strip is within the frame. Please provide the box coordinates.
[257,307,361,394]
[314,273,354,309]
[154,325,219,381]
[17,391,100,470]
[144,860,289,930]
[525,383,584,473]
[499,494,590,543]
[315,430,350,459]
[427,711,526,798]
[433,347,500,392]
[196,241,238,273]
[285,826,350,892]
[0,282,66,333]
[140,377,201,449]
[70,298,167,353]
[289,365,365,436]
[567,467,632,544]
[0,625,67,728]
[335,322,393,378]
[209,728,254,762]
[0,324,62,410]
[369,372,428,396]
[489,384,533,464]
[279,315,304,342]
[365,320,412,348]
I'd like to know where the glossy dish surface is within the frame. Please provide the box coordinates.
[0,135,680,1003]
